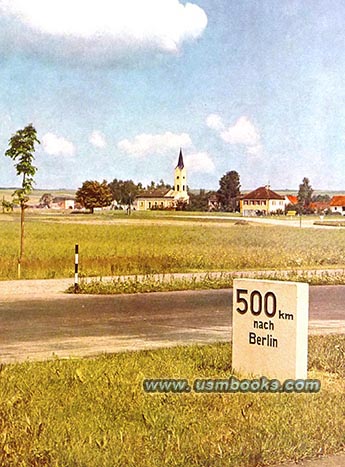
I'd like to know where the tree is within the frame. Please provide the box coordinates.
[76,180,112,213]
[297,177,313,212]
[2,198,14,213]
[39,193,53,208]
[312,194,330,203]
[108,179,139,206]
[5,123,40,278]
[147,180,156,190]
[186,189,211,211]
[217,170,241,211]
[175,199,188,211]
[156,179,172,190]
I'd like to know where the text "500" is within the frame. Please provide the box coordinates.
[236,289,277,317]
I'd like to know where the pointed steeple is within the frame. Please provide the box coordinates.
[176,148,184,169]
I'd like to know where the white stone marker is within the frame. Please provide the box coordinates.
[232,278,309,380]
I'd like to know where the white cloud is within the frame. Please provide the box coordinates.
[89,130,106,149]
[42,132,75,157]
[118,131,192,157]
[0,0,207,65]
[206,114,224,131]
[221,116,260,147]
[207,114,263,156]
[247,144,263,156]
[185,151,215,173]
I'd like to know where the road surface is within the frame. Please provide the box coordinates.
[0,286,344,363]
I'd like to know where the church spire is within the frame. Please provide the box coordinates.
[176,148,184,169]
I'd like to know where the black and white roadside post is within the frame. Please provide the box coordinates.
[74,244,79,293]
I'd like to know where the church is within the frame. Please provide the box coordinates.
[135,149,190,211]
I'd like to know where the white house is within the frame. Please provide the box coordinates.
[329,196,345,215]
[51,196,75,210]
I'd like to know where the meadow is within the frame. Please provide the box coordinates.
[0,335,344,467]
[1,211,345,279]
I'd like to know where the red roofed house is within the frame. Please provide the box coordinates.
[285,195,298,206]
[241,186,286,216]
[309,201,330,214]
[329,196,345,215]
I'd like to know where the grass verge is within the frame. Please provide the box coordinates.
[67,270,345,294]
[314,221,345,227]
[0,336,344,466]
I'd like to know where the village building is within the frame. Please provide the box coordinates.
[283,195,330,214]
[309,201,330,214]
[285,195,298,206]
[329,196,345,215]
[135,150,190,211]
[284,194,299,215]
[51,196,75,210]
[240,186,285,216]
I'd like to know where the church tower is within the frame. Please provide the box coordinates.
[174,149,188,198]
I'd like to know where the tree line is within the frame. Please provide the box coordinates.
[37,174,330,215]
[186,170,241,212]
[73,178,173,213]
[72,172,243,213]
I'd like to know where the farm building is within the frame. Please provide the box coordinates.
[135,149,190,211]
[51,196,75,210]
[329,196,345,215]
[241,186,285,216]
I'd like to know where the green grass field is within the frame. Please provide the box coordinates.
[1,211,345,279]
[0,336,344,467]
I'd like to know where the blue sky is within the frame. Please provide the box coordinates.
[1,0,345,191]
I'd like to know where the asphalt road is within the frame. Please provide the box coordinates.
[0,286,344,363]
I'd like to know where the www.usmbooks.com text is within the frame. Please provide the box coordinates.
[143,377,321,393]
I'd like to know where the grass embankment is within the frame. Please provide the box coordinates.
[1,212,345,280]
[0,336,344,466]
[314,220,345,227]
[70,270,345,294]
